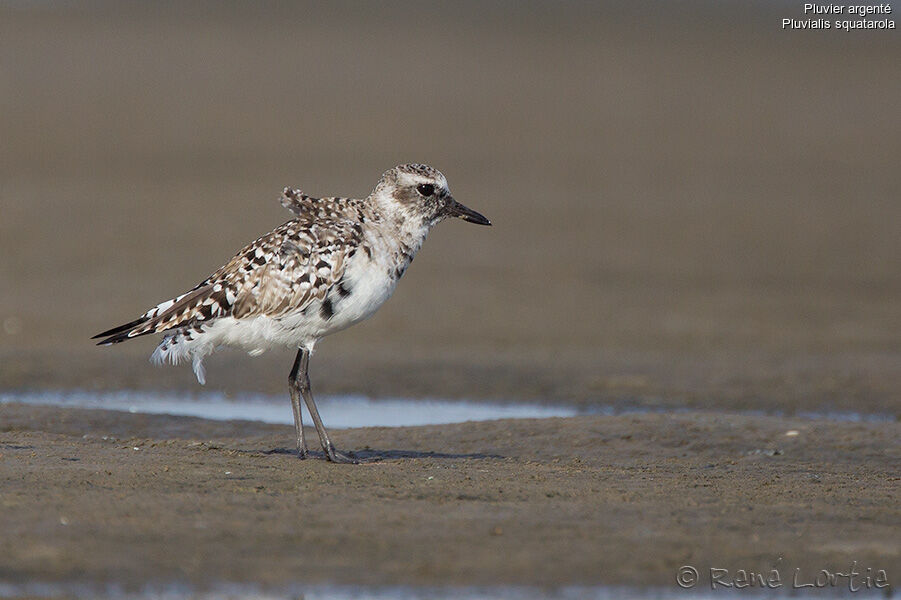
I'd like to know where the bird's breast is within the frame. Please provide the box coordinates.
[334,252,401,322]
[284,224,427,340]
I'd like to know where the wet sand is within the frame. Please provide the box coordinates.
[1,403,898,592]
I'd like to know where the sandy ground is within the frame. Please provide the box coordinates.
[1,403,898,592]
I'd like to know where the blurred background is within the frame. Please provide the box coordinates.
[1,1,898,416]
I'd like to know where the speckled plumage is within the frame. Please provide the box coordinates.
[94,164,491,462]
[94,164,489,383]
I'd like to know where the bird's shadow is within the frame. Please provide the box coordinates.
[259,447,503,461]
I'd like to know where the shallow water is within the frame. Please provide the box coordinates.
[0,390,894,428]
[0,581,827,600]
[0,390,582,428]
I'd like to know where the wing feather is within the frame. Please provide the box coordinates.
[94,210,363,345]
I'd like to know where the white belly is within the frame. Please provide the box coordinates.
[279,260,396,342]
[173,253,401,362]
[151,225,425,384]
[327,256,399,330]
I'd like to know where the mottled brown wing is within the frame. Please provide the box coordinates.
[227,218,357,319]
[94,214,361,344]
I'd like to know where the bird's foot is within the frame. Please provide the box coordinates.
[295,439,309,459]
[324,445,359,464]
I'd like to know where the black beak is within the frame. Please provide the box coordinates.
[446,197,491,226]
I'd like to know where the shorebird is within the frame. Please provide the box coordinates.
[93,164,490,463]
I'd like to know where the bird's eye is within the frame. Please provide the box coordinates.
[416,184,435,197]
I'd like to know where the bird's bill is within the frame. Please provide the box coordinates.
[446,198,492,226]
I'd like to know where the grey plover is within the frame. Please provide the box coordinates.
[94,164,491,463]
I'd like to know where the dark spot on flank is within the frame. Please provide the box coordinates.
[198,304,212,320]
[363,245,373,260]
[337,282,352,298]
[213,292,230,313]
[320,298,334,320]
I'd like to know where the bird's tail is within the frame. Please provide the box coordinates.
[92,284,215,346]
[92,316,153,345]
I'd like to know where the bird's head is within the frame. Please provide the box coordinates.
[373,163,491,227]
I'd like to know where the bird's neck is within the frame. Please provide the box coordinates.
[366,191,434,257]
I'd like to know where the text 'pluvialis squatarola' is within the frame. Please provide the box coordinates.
[94,164,491,463]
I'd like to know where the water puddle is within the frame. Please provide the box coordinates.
[0,390,582,428]
[0,581,814,600]
[0,390,893,428]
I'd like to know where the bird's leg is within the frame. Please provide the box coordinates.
[296,348,358,464]
[288,349,308,459]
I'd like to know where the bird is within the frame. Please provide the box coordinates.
[93,164,491,463]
